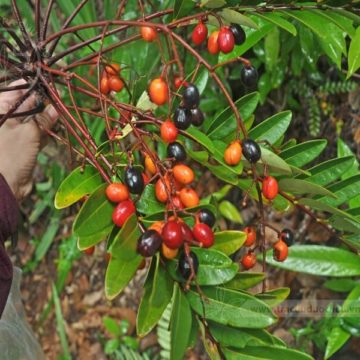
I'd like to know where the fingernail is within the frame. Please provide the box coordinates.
[46,105,59,120]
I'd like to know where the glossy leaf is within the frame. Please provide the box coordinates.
[220,9,258,29]
[325,327,350,359]
[137,256,173,336]
[206,92,260,140]
[347,26,360,78]
[219,200,243,224]
[258,147,292,175]
[173,0,196,20]
[278,178,336,198]
[170,285,192,360]
[105,216,142,300]
[73,184,115,241]
[186,287,277,328]
[254,12,297,36]
[324,279,360,293]
[266,245,360,277]
[256,287,290,307]
[225,272,265,290]
[250,111,292,145]
[212,230,246,255]
[280,140,327,168]
[137,184,165,215]
[55,166,103,209]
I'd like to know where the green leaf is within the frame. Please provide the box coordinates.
[212,231,246,255]
[104,339,120,354]
[170,285,192,360]
[313,10,355,38]
[103,316,121,337]
[73,184,115,245]
[249,111,292,145]
[186,287,277,328]
[278,178,336,198]
[324,279,360,293]
[224,345,313,360]
[264,27,280,71]
[225,272,265,290]
[205,92,260,140]
[298,156,354,186]
[167,248,238,286]
[200,0,226,8]
[220,9,258,29]
[219,200,243,224]
[185,127,215,153]
[137,255,173,336]
[105,215,142,300]
[137,184,165,215]
[258,147,292,175]
[254,12,297,36]
[325,327,350,359]
[256,287,290,307]
[210,322,283,350]
[347,27,360,78]
[55,166,103,209]
[173,0,196,20]
[266,245,360,277]
[280,140,327,168]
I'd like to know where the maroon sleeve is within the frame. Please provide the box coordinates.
[0,174,19,317]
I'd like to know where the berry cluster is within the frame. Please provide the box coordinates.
[100,63,124,95]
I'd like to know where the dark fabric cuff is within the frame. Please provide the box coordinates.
[0,173,19,317]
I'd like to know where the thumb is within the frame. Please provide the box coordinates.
[35,105,58,131]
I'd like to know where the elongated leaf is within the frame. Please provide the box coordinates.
[219,200,243,224]
[280,140,327,168]
[258,147,292,175]
[298,156,354,186]
[55,166,103,209]
[205,92,260,139]
[170,285,192,360]
[212,231,246,255]
[209,322,284,349]
[167,248,238,286]
[224,345,313,360]
[224,272,265,290]
[137,184,165,215]
[256,287,290,307]
[73,184,115,240]
[137,256,173,336]
[266,245,360,277]
[278,178,336,198]
[105,216,142,300]
[254,12,297,36]
[185,127,215,153]
[325,327,350,359]
[186,287,277,328]
[348,27,360,78]
[220,9,258,29]
[173,0,196,20]
[249,111,292,145]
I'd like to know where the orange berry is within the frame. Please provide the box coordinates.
[106,183,129,202]
[241,252,256,270]
[149,78,168,105]
[141,26,157,42]
[145,155,157,175]
[149,221,164,234]
[109,76,124,92]
[105,63,120,75]
[273,240,288,262]
[100,76,110,95]
[208,31,220,55]
[155,178,170,203]
[244,226,256,247]
[262,176,279,200]
[179,187,199,208]
[160,120,178,143]
[173,164,194,185]
[162,243,179,260]
[224,141,242,166]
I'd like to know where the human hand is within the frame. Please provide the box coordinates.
[0,80,58,200]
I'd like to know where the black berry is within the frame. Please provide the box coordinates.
[124,166,144,194]
[229,24,246,45]
[137,230,162,257]
[199,208,216,228]
[182,83,200,109]
[174,106,192,130]
[280,228,294,247]
[190,108,204,127]
[240,66,258,88]
[242,139,261,164]
[167,142,186,162]
[178,251,199,280]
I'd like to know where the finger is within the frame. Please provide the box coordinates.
[35,105,58,131]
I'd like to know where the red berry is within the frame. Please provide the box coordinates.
[112,200,136,227]
[141,26,157,42]
[208,31,220,55]
[180,222,194,243]
[217,27,235,54]
[161,120,178,143]
[193,223,214,248]
[273,240,288,262]
[170,195,184,210]
[192,22,208,45]
[162,221,184,249]
[149,78,168,105]
[262,176,278,200]
[244,227,256,247]
[241,252,256,270]
[84,246,95,256]
[106,183,129,203]
[174,76,184,89]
